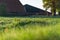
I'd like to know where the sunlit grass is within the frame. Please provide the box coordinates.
[0,17,59,40]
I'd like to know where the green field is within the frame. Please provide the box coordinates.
[0,17,60,40]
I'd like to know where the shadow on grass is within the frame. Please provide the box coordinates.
[16,20,57,27]
[1,15,60,18]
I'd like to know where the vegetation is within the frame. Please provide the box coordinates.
[43,0,60,16]
[0,17,59,40]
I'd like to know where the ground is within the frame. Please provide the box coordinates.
[0,16,60,40]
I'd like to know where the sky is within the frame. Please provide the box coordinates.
[20,0,44,9]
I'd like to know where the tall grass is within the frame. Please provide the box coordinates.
[0,17,59,40]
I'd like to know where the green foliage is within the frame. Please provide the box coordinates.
[43,0,60,15]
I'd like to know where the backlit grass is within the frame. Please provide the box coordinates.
[0,17,59,40]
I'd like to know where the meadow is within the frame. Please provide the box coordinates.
[0,16,60,40]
